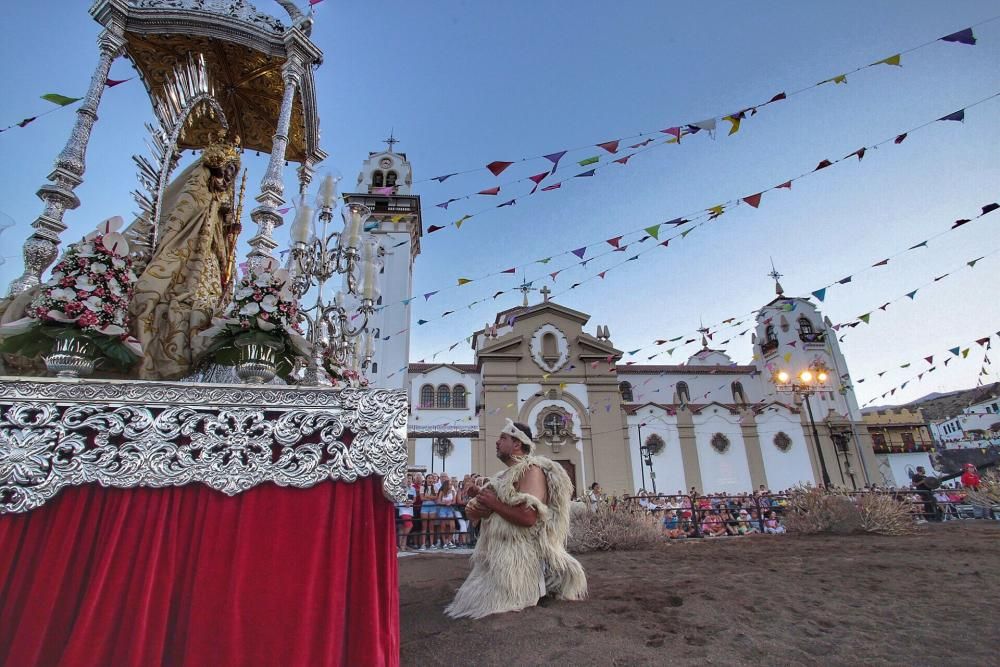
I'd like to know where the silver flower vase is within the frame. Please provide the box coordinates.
[235,343,278,384]
[43,336,99,378]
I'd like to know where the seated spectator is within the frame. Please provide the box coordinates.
[746,509,762,533]
[663,510,686,539]
[720,509,740,536]
[735,508,755,535]
[701,509,727,537]
[763,511,785,534]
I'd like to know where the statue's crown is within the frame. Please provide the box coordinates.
[202,133,241,169]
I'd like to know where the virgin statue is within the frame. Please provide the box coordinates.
[129,136,243,380]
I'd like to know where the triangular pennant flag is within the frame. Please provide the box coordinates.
[613,156,631,165]
[873,54,901,67]
[968,256,984,267]
[680,229,693,238]
[596,140,620,154]
[821,74,848,85]
[906,289,918,299]
[962,348,970,358]
[487,161,514,176]
[441,311,454,317]
[708,205,724,219]
[908,240,927,250]
[432,173,457,182]
[815,159,833,171]
[598,271,607,279]
[872,258,889,267]
[455,214,472,229]
[941,28,976,45]
[541,183,562,192]
[575,169,596,177]
[606,236,623,248]
[105,77,133,88]
[952,218,971,229]
[549,271,560,281]
[501,267,516,274]
[423,291,439,300]
[630,138,654,148]
[938,109,965,122]
[571,247,587,259]
[837,276,853,285]
[949,347,961,356]
[878,302,890,311]
[723,114,742,135]
[527,171,548,194]
[402,298,415,305]
[537,257,551,264]
[976,336,991,347]
[858,313,871,324]
[626,254,638,261]
[981,203,999,215]
[894,133,908,144]
[427,225,445,233]
[776,181,792,190]
[578,155,600,167]
[497,198,517,208]
[457,278,472,286]
[691,118,717,134]
[768,92,787,103]
[924,355,934,364]
[544,150,567,173]
[848,147,866,161]
[644,225,660,239]
[742,193,762,208]
[41,93,82,106]
[659,240,669,248]
[417,319,429,325]
[478,186,500,195]
[783,352,792,363]
[933,273,949,281]
[811,288,827,302]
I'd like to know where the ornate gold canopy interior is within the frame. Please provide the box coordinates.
[125,33,309,162]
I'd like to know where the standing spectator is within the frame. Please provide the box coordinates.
[419,473,439,550]
[436,476,458,549]
[961,463,981,490]
[397,478,416,551]
[586,482,603,511]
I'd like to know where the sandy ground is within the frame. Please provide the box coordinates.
[400,521,1000,666]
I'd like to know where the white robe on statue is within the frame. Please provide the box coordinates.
[445,455,587,619]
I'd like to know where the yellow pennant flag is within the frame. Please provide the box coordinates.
[457,278,472,286]
[873,54,901,67]
[723,114,742,135]
[390,214,404,223]
[821,74,847,85]
[708,204,725,219]
[455,214,472,229]
[961,348,970,358]
[559,382,567,390]
[783,352,792,363]
[542,373,551,380]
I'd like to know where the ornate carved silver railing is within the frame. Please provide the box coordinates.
[0,378,408,514]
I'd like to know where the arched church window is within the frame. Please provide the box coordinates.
[386,171,398,187]
[372,171,384,188]
[542,332,559,362]
[619,381,634,402]
[452,384,467,409]
[765,325,777,343]
[676,381,690,405]
[420,384,434,408]
[544,412,564,436]
[732,381,747,405]
[798,317,814,335]
[436,384,451,409]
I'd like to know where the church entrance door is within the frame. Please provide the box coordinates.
[555,460,577,499]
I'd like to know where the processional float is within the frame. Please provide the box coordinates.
[0,2,405,665]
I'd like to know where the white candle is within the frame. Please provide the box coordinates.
[318,173,337,208]
[290,201,313,244]
[364,330,374,357]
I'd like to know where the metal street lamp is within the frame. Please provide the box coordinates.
[774,364,833,487]
[636,422,657,494]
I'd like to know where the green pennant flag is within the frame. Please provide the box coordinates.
[680,229,692,238]
[41,93,82,106]
[666,347,676,356]
[537,257,552,264]
[417,319,429,325]
[961,348,970,358]
[670,336,683,342]
[858,313,871,324]
[578,155,599,167]
[968,256,984,268]
[644,224,661,239]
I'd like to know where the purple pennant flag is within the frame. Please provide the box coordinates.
[423,291,439,301]
[938,109,965,122]
[432,173,458,183]
[571,247,587,259]
[497,198,517,208]
[544,150,567,174]
[575,169,596,177]
[941,28,976,45]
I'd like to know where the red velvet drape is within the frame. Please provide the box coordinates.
[0,478,399,666]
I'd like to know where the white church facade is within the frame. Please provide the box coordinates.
[349,147,882,495]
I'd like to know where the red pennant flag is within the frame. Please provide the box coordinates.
[606,236,623,248]
[527,171,548,194]
[598,271,607,279]
[662,127,682,141]
[487,161,514,176]
[541,183,561,192]
[550,271,560,281]
[847,147,866,161]
[613,156,631,165]
[872,258,889,267]
[768,92,787,103]
[501,267,516,274]
[427,224,445,233]
[924,355,934,364]
[814,159,833,171]
[976,336,991,346]
[952,219,971,229]
[742,193,762,208]
[105,77,133,88]
[659,240,669,247]
[17,116,37,128]
[596,140,620,154]
[477,186,500,196]
[776,181,792,190]
[894,133,908,144]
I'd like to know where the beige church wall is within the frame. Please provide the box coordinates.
[620,371,756,405]
[693,410,754,494]
[754,408,816,491]
[520,393,588,496]
[626,406,684,494]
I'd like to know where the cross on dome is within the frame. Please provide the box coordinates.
[768,258,784,296]
[518,278,536,306]
[383,130,399,153]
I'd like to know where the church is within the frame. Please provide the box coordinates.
[347,147,884,496]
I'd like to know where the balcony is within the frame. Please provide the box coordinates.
[760,339,779,356]
[799,330,826,344]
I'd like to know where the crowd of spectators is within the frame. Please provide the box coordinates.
[618,487,788,538]
[396,472,489,552]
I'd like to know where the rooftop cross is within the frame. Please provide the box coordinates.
[768,258,784,296]
[697,320,710,348]
[540,285,551,303]
[383,130,399,153]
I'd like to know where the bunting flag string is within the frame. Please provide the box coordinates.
[375,95,1000,335]
[0,76,135,135]
[410,20,991,195]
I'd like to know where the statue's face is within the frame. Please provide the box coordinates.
[208,161,239,192]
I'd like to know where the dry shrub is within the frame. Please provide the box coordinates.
[783,486,861,535]
[965,469,1000,510]
[855,493,917,535]
[567,506,662,554]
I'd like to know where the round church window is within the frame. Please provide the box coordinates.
[711,433,730,453]
[774,431,792,452]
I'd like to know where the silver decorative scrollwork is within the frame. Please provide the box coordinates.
[131,0,286,34]
[0,378,408,513]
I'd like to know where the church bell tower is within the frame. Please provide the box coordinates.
[343,135,422,389]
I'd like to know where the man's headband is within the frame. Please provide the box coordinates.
[502,418,533,452]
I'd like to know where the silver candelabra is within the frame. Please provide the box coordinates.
[288,175,382,386]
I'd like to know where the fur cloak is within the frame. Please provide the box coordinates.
[445,455,587,619]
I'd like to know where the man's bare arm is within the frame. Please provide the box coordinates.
[476,466,547,528]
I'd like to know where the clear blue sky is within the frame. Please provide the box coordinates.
[2,0,999,407]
